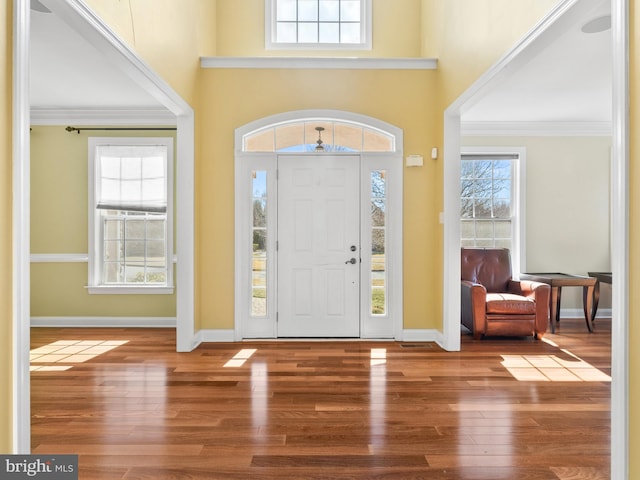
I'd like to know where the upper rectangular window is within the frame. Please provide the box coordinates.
[88,137,174,294]
[265,0,372,50]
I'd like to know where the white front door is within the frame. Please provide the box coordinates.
[277,154,360,337]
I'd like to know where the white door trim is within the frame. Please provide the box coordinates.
[443,0,628,477]
[234,110,403,340]
[12,0,31,453]
[610,0,629,478]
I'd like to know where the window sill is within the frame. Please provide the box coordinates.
[200,56,438,70]
[87,285,175,295]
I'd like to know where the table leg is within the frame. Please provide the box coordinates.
[591,280,601,322]
[550,286,559,333]
[583,284,595,332]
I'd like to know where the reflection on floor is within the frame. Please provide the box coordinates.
[31,317,611,480]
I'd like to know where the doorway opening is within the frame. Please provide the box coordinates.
[234,110,403,339]
[441,0,628,476]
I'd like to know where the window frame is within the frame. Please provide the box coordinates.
[265,0,372,50]
[88,137,175,294]
[460,146,526,277]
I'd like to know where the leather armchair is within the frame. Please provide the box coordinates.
[461,248,550,339]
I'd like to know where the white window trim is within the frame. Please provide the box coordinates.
[460,146,527,277]
[265,0,372,50]
[88,137,175,294]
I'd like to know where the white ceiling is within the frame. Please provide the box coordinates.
[29,1,612,128]
[29,7,163,110]
[461,0,612,126]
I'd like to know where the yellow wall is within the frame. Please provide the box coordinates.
[0,0,12,453]
[30,126,177,318]
[198,68,440,330]
[201,0,440,329]
[422,0,559,108]
[82,0,216,104]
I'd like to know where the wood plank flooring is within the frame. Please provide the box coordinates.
[30,318,611,479]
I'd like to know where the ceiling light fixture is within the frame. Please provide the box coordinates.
[315,126,325,152]
[581,14,611,34]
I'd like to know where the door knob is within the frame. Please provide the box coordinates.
[345,258,357,264]
[350,245,357,252]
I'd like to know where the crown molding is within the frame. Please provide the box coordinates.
[201,56,437,70]
[30,107,177,126]
[461,120,612,137]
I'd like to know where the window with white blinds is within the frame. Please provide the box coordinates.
[88,138,174,293]
[95,145,167,213]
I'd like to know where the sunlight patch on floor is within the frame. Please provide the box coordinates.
[224,348,257,367]
[501,348,611,382]
[30,340,129,371]
[370,348,387,367]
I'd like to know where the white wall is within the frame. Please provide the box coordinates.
[461,135,612,314]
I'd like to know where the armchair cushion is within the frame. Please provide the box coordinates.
[485,293,536,315]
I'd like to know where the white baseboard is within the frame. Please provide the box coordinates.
[28,322,444,345]
[401,329,444,345]
[197,329,237,343]
[31,316,177,328]
[195,329,444,345]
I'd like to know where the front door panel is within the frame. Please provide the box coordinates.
[277,155,360,337]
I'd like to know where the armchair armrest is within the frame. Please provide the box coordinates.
[461,280,487,338]
[510,280,550,336]
[510,279,548,298]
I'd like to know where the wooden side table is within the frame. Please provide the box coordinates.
[520,273,597,333]
[587,271,612,322]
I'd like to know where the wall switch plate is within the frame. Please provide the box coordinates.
[406,154,423,167]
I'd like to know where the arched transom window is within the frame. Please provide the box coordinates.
[242,119,395,153]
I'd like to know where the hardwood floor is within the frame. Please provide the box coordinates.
[30,318,611,479]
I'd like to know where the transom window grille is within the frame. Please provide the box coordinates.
[266,0,371,49]
[243,119,393,152]
[89,138,173,292]
[460,153,518,250]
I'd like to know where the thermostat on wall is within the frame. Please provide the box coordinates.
[406,154,423,167]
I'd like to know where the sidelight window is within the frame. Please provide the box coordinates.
[251,170,268,316]
[371,170,386,315]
